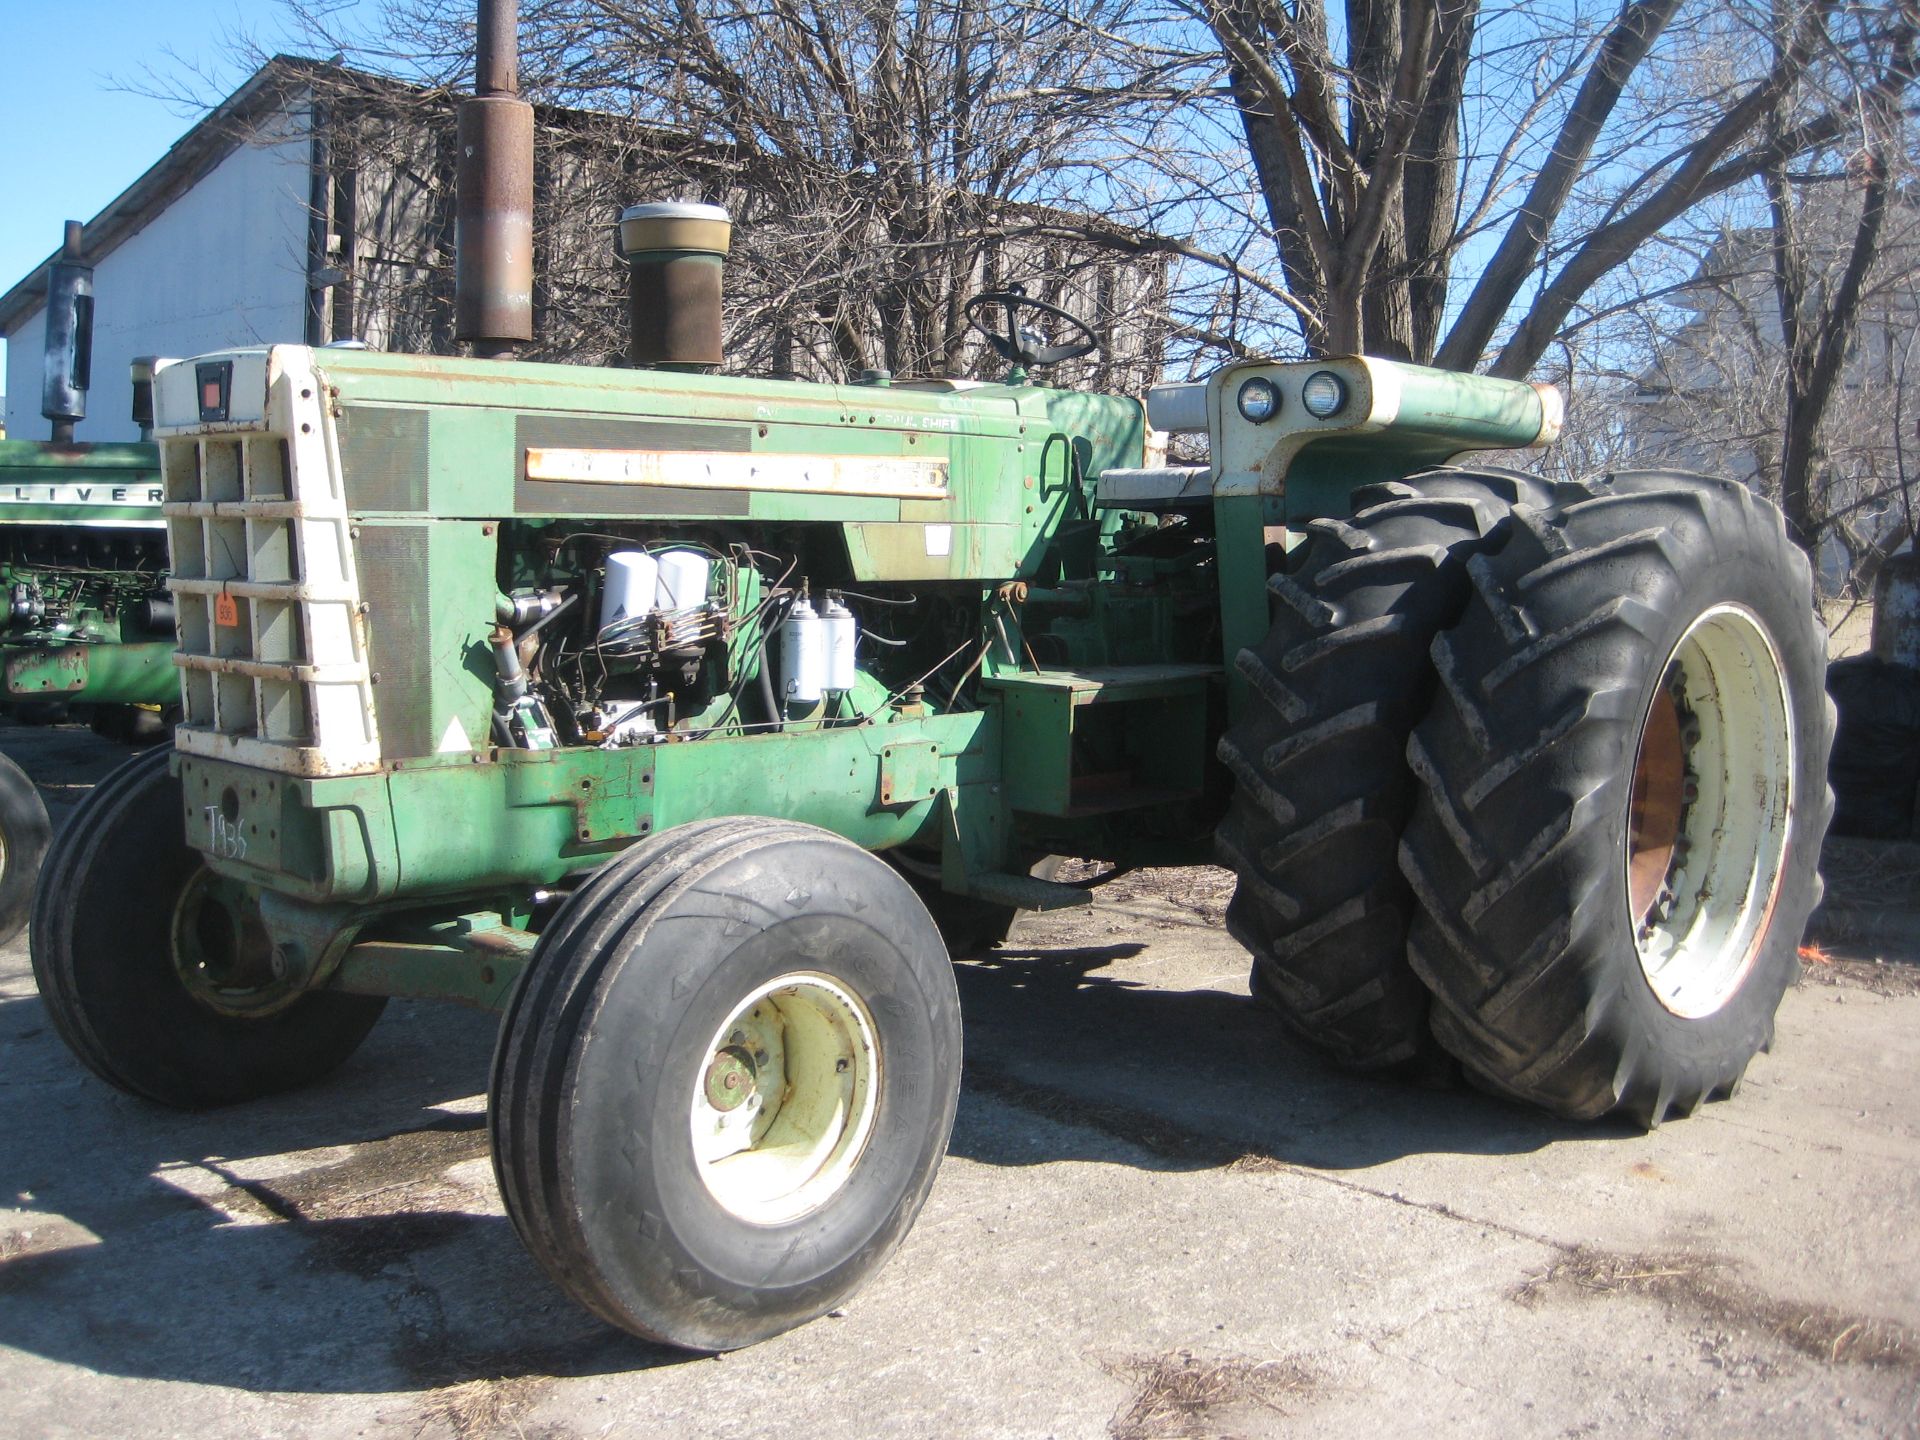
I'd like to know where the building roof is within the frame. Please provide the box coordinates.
[2,53,1174,363]
[0,58,443,336]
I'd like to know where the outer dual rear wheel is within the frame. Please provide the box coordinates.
[1400,474,1832,1124]
[490,818,960,1351]
[1216,467,1829,1128]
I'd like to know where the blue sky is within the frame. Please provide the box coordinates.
[0,0,365,397]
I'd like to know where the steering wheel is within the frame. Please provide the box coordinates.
[963,284,1100,371]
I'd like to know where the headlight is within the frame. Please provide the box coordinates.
[1301,371,1347,419]
[1237,377,1279,424]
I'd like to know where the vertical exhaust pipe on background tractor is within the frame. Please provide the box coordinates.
[455,0,535,358]
[42,220,94,442]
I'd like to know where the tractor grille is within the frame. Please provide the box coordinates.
[355,525,435,760]
[162,355,381,776]
[337,405,431,512]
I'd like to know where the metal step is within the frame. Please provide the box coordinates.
[980,662,1222,707]
[966,871,1092,912]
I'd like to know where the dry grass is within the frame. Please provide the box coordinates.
[1799,955,1920,996]
[1107,1350,1314,1439]
[1512,1248,1920,1371]
[1055,862,1236,928]
[414,1376,546,1439]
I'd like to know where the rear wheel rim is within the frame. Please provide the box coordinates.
[1627,604,1794,1019]
[690,972,881,1224]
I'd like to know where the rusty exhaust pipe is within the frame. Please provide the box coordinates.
[454,0,534,358]
[42,220,94,443]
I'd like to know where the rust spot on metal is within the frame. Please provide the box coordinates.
[466,928,531,956]
[1629,683,1686,929]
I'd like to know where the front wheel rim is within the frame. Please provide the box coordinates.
[1626,603,1794,1019]
[690,972,881,1225]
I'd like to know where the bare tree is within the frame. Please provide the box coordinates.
[1560,180,1920,591]
[253,0,1191,390]
[1767,2,1920,548]
[173,0,1920,490]
[1528,0,1920,579]
[1080,0,1917,383]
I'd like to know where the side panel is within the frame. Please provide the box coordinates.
[180,709,1001,904]
[4,641,175,703]
[354,520,497,761]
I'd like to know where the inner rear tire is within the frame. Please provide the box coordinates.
[1399,474,1833,1125]
[490,818,961,1351]
[29,753,386,1108]
[1214,468,1562,1071]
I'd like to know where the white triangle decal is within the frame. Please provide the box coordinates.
[437,714,474,753]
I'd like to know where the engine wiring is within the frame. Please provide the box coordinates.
[489,522,1031,751]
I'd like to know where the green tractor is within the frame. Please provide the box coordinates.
[0,223,170,941]
[32,1,1830,1353]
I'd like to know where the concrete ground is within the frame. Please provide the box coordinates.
[2,721,1918,1440]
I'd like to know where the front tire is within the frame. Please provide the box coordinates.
[1399,474,1833,1125]
[29,752,386,1108]
[0,750,51,946]
[490,818,962,1351]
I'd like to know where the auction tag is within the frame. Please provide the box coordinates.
[215,591,239,627]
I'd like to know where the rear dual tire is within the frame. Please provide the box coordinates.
[1217,468,1830,1126]
[1214,469,1563,1070]
[1400,473,1832,1124]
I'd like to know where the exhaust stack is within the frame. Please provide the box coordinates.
[41,220,94,442]
[618,202,731,370]
[454,0,535,358]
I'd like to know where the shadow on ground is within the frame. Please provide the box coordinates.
[0,988,688,1395]
[0,720,1599,1399]
[950,940,1603,1175]
[0,927,1605,1398]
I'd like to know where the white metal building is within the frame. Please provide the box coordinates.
[0,65,320,443]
